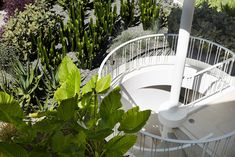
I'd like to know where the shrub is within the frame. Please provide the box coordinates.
[196,0,235,17]
[3,0,34,17]
[0,56,151,156]
[168,4,235,52]
[2,1,61,60]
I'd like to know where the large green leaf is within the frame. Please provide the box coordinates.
[51,131,73,153]
[58,56,80,85]
[57,96,77,120]
[118,107,151,133]
[54,69,81,101]
[95,75,111,94]
[104,135,137,157]
[99,87,124,128]
[29,152,50,157]
[87,128,113,140]
[81,75,98,95]
[0,143,28,157]
[0,92,24,124]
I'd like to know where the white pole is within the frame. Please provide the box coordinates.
[169,0,196,108]
[158,0,196,137]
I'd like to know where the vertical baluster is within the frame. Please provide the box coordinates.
[201,142,209,157]
[143,134,146,153]
[212,140,220,157]
[221,137,231,156]
[199,41,205,62]
[228,60,234,84]
[197,40,202,61]
[214,47,220,65]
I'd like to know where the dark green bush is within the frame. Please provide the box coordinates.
[167,3,235,52]
[196,0,235,17]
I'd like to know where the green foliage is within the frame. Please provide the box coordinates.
[139,0,160,30]
[168,4,235,52]
[120,0,135,28]
[0,60,44,113]
[0,92,24,124]
[58,0,118,69]
[196,0,235,17]
[13,61,42,112]
[0,56,151,156]
[2,2,61,60]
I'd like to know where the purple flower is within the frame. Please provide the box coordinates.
[3,0,34,17]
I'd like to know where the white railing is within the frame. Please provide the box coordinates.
[183,58,234,106]
[99,34,235,104]
[130,130,235,157]
[98,34,235,156]
[98,34,179,81]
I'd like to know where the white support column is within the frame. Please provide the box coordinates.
[170,0,196,110]
[159,0,196,137]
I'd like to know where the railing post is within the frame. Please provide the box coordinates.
[159,0,196,137]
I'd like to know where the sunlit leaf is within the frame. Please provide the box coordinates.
[104,135,137,157]
[95,75,111,93]
[0,92,24,124]
[119,107,151,133]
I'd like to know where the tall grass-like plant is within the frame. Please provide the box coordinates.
[0,56,151,156]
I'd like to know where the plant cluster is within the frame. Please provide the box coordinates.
[139,0,160,30]
[0,56,151,156]
[2,1,61,60]
[120,0,135,28]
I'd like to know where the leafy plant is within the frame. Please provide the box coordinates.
[13,60,42,112]
[2,1,61,60]
[0,56,151,156]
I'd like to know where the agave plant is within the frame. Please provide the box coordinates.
[12,60,42,112]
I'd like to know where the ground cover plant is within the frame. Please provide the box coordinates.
[0,56,151,156]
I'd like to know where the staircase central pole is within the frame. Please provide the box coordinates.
[170,0,196,108]
[159,0,196,137]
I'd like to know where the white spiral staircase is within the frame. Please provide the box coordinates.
[98,34,235,157]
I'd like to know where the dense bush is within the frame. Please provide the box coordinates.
[168,3,235,52]
[2,1,61,60]
[0,56,151,156]
[3,0,34,17]
[196,0,235,17]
